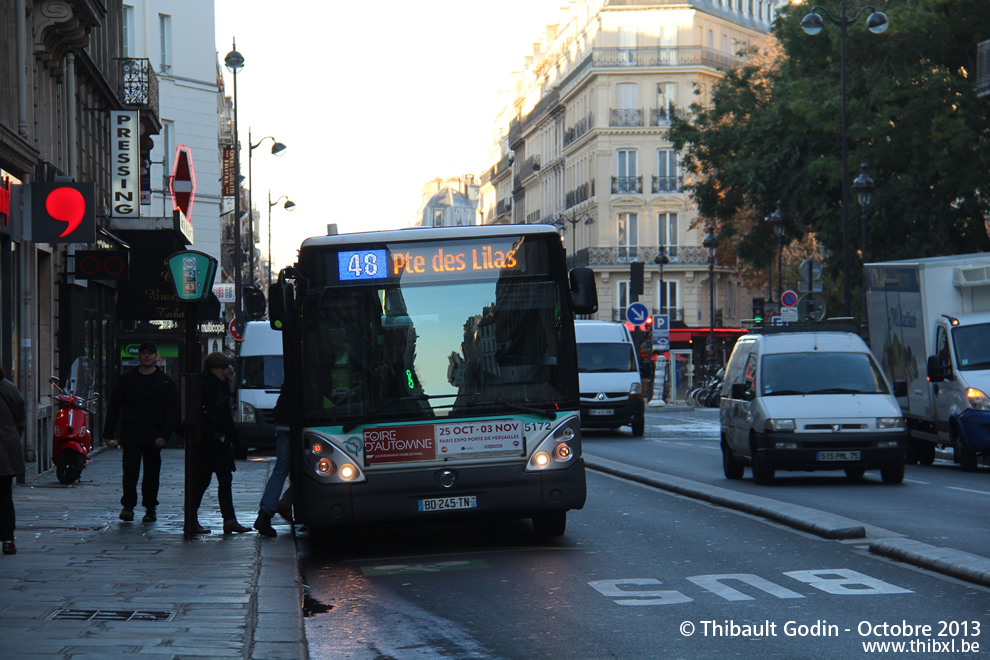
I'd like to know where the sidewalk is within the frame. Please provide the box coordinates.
[0,447,307,659]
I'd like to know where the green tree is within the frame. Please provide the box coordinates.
[671,0,990,320]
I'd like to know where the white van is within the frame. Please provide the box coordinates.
[234,321,284,451]
[719,326,908,484]
[574,320,645,436]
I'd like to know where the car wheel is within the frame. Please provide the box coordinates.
[880,461,905,484]
[722,440,744,479]
[631,414,645,437]
[844,467,865,480]
[532,511,566,537]
[750,441,774,485]
[953,425,978,471]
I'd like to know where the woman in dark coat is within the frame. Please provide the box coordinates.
[189,352,251,534]
[0,366,26,555]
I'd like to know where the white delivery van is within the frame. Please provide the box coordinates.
[865,253,990,469]
[719,326,908,484]
[234,321,284,451]
[574,320,645,436]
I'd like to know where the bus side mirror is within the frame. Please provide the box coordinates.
[570,267,598,315]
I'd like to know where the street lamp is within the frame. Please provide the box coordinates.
[802,3,888,318]
[653,244,669,316]
[247,131,286,287]
[224,39,244,317]
[267,192,295,294]
[852,162,875,339]
[767,200,787,304]
[703,225,717,377]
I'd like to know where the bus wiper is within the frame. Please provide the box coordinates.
[764,389,807,396]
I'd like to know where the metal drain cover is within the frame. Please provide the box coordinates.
[49,609,174,622]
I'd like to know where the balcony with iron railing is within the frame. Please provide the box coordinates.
[650,105,681,126]
[567,245,714,269]
[115,57,159,118]
[565,182,591,208]
[610,108,644,127]
[612,176,642,194]
[563,112,594,148]
[652,175,682,193]
[593,46,742,71]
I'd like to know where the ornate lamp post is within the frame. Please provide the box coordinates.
[703,225,717,377]
[654,244,669,316]
[768,200,787,304]
[247,132,286,286]
[802,3,889,317]
[224,40,244,317]
[267,192,295,294]
[852,162,875,339]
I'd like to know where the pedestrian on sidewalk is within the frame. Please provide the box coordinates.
[0,366,26,555]
[254,388,293,537]
[102,341,178,524]
[190,352,251,535]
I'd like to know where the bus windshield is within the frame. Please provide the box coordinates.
[301,263,569,427]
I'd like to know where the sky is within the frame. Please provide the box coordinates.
[214,0,568,275]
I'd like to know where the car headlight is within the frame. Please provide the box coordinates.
[629,381,642,397]
[966,388,990,412]
[240,401,256,423]
[877,417,906,429]
[764,418,796,432]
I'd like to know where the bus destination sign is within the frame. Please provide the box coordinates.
[338,240,524,283]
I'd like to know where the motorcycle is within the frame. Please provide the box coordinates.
[50,376,99,484]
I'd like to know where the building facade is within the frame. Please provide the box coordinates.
[480,0,782,398]
[0,0,223,480]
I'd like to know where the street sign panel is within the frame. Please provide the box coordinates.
[654,314,669,331]
[799,258,822,282]
[653,334,670,351]
[626,302,650,325]
[798,281,824,293]
[780,290,798,307]
[798,293,827,322]
[780,307,799,322]
[169,145,197,219]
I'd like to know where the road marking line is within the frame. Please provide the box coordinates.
[947,486,990,496]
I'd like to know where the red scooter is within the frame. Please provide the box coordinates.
[50,376,98,484]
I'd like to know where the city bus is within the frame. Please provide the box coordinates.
[269,224,598,536]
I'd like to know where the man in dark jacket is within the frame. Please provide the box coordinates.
[103,341,178,523]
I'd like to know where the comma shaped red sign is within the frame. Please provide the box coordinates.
[169,145,196,219]
[46,186,86,237]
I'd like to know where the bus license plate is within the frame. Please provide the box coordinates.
[817,451,860,461]
[589,409,613,416]
[418,496,478,512]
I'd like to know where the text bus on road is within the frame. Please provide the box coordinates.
[269,224,598,536]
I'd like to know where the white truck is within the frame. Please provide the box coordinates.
[233,321,284,454]
[865,253,990,469]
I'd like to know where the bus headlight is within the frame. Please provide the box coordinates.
[764,418,796,432]
[554,443,573,462]
[531,451,552,469]
[877,417,906,429]
[316,458,334,475]
[338,463,359,481]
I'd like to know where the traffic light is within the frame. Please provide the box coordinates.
[752,297,765,326]
[630,262,644,300]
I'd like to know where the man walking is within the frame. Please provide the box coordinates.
[103,341,178,523]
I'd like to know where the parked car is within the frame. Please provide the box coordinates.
[719,326,908,484]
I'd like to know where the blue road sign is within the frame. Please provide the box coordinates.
[653,333,670,351]
[626,302,650,325]
[655,313,670,331]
